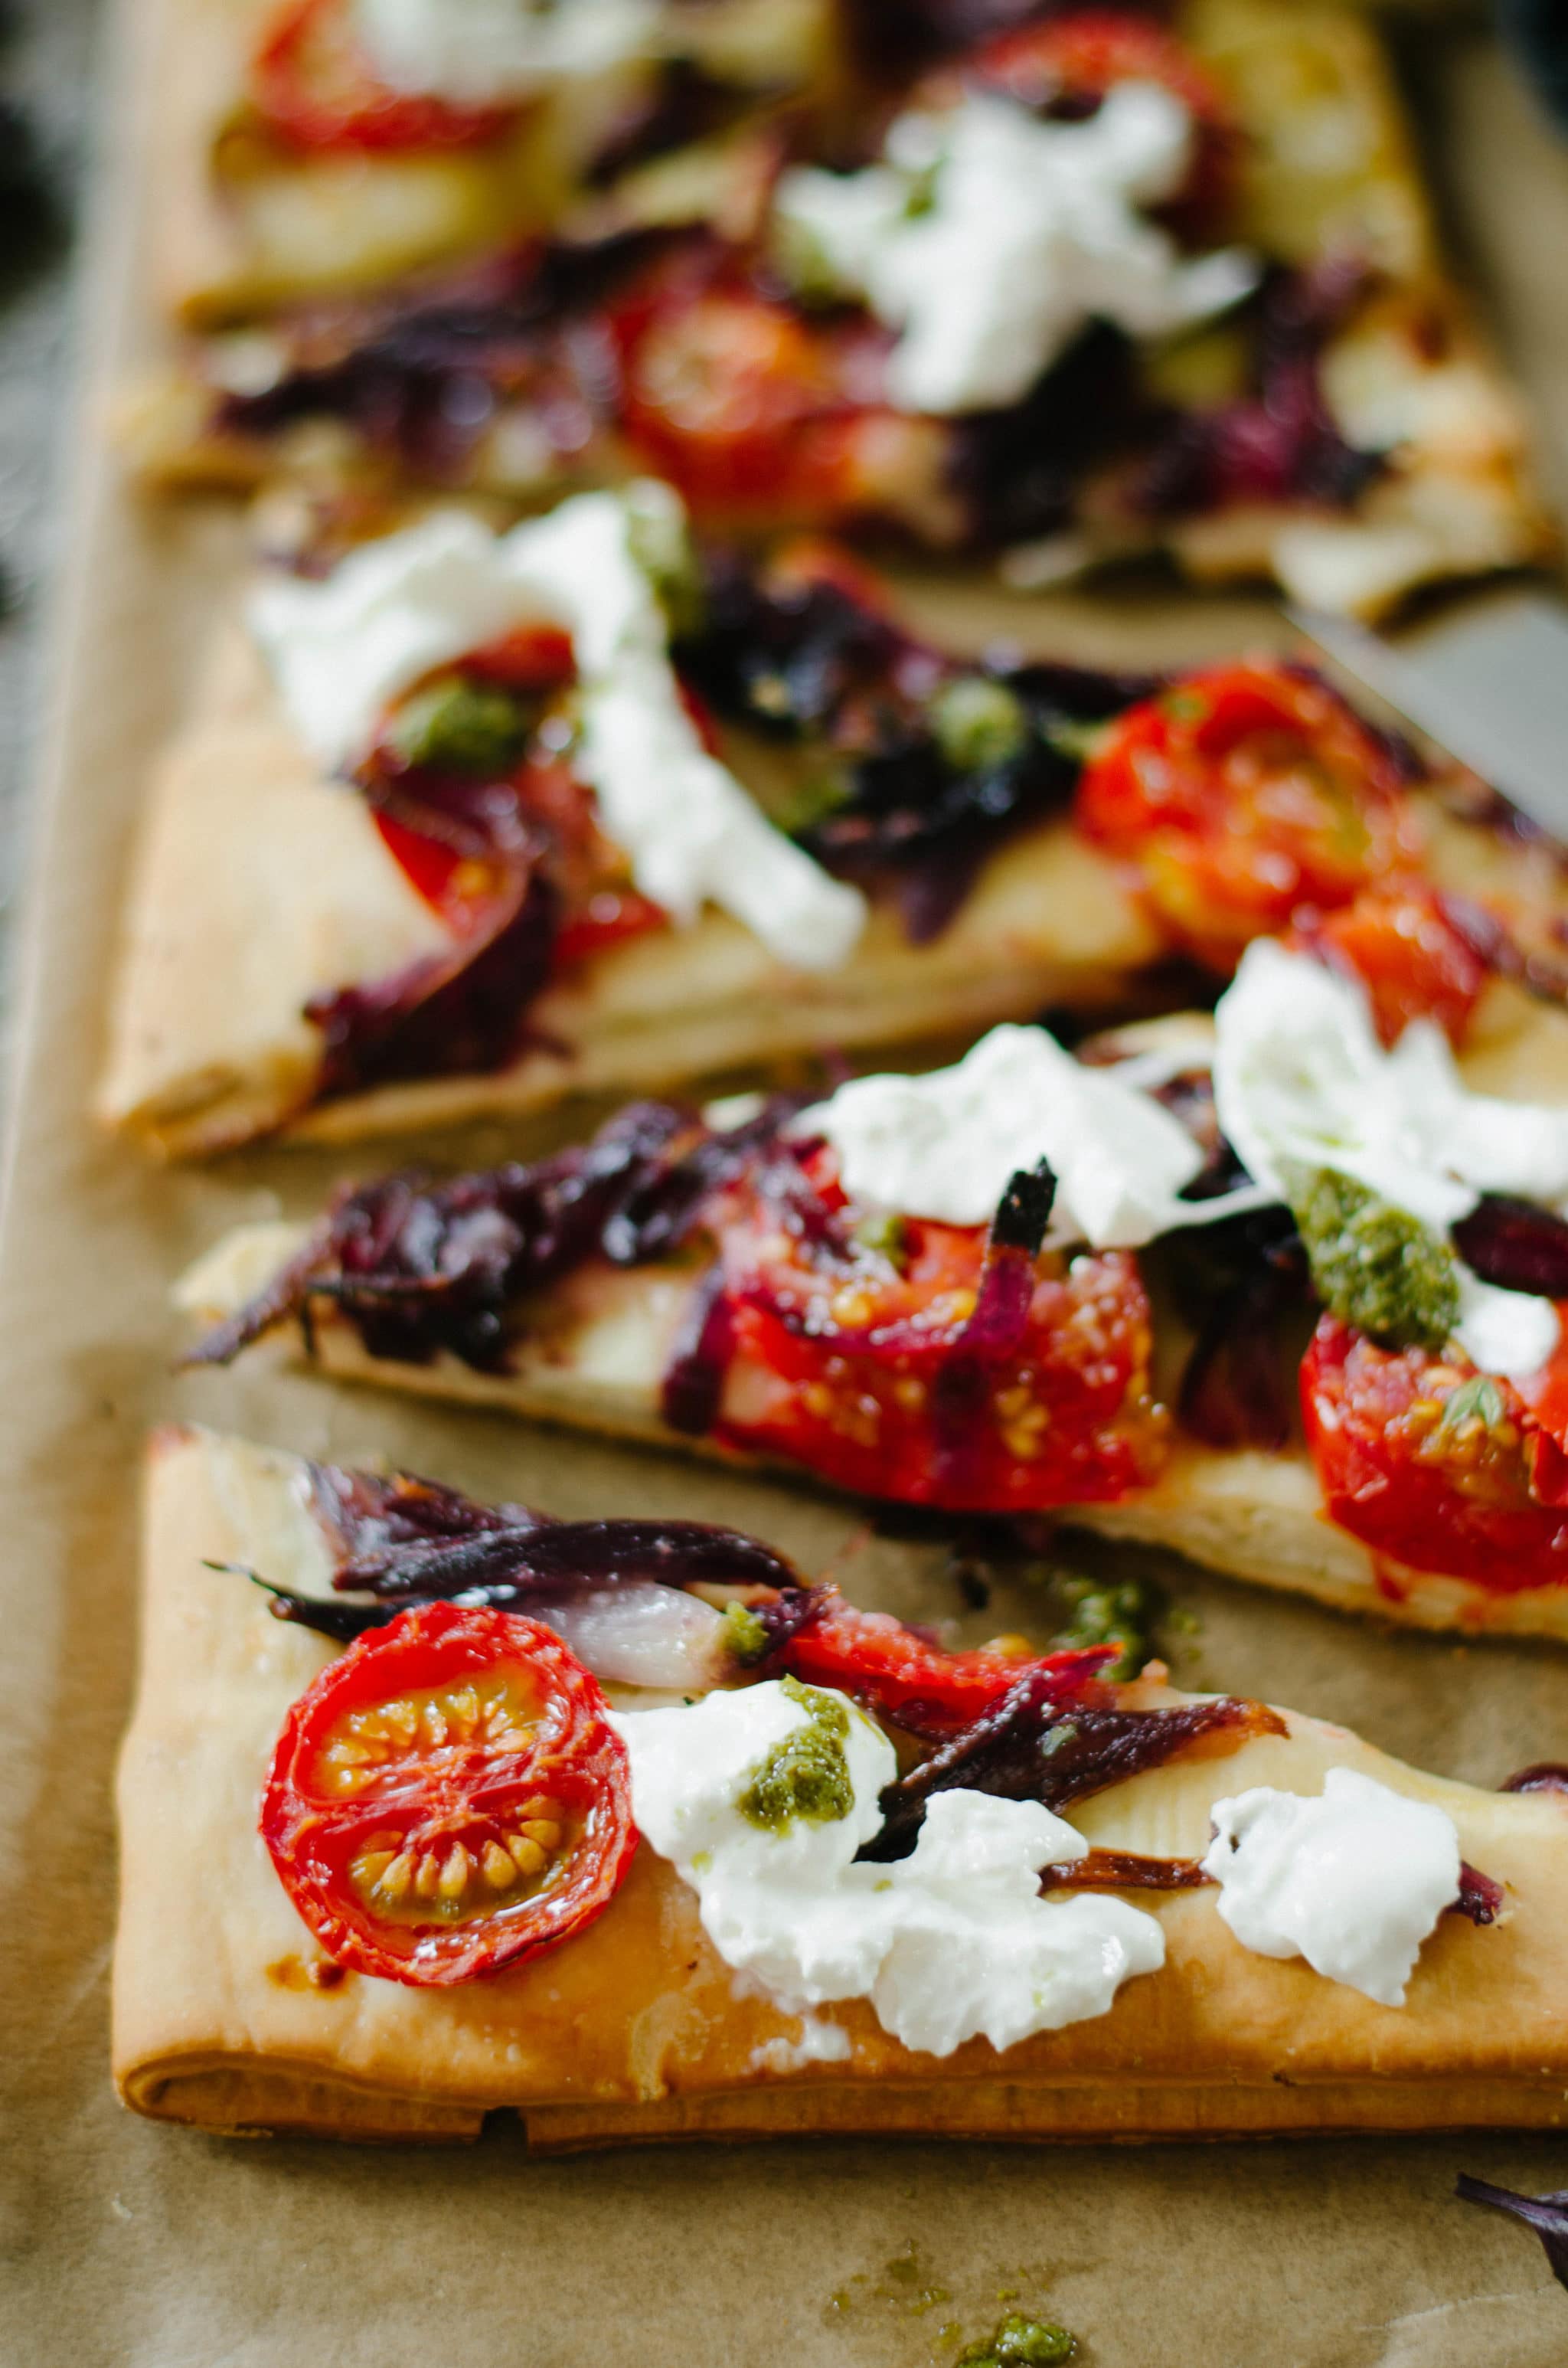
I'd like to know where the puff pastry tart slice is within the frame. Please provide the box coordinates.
[116,1423,1568,2146]
[128,0,1549,617]
[96,489,1568,1156]
[152,0,840,325]
[184,927,1568,1639]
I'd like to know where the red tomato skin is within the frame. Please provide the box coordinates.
[1301,1316,1568,1594]
[709,1153,1168,1514]
[262,1604,638,1987]
[608,262,899,525]
[782,1598,1109,1732]
[1076,662,1422,970]
[251,0,517,152]
[1292,888,1489,1047]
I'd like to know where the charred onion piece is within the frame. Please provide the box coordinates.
[310,1461,545,1558]
[305,865,559,1100]
[1452,1195,1568,1299]
[1131,257,1381,519]
[933,1159,1057,1490]
[187,1096,799,1375]
[660,1260,734,1435]
[1452,1863,1504,1926]
[1161,1205,1307,1452]
[1039,1847,1210,1892]
[680,551,1155,941]
[1454,2177,1568,2292]
[335,1515,805,1601]
[1501,1762,1568,1796]
[862,1667,1285,1859]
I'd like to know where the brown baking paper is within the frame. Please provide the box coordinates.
[5,5,1568,2362]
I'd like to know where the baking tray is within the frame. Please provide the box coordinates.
[5,5,1568,2361]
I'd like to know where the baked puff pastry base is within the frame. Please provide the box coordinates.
[115,1424,1568,2147]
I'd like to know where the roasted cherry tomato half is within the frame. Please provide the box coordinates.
[713,1147,1167,1513]
[610,265,900,523]
[262,1604,637,1986]
[251,0,516,152]
[1292,886,1490,1047]
[1300,1315,1568,1594]
[1076,662,1423,970]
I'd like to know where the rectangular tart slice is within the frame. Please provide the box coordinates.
[115,1424,1568,2146]
[96,492,1568,1156]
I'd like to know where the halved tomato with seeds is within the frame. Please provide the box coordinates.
[1300,1315,1568,1594]
[261,1603,636,1985]
[609,262,900,523]
[712,1145,1167,1512]
[1075,662,1423,970]
[969,11,1237,231]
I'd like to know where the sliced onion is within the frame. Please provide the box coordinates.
[528,1581,732,1690]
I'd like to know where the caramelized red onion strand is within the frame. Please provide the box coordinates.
[1452,1195,1568,1299]
[1500,1762,1568,1796]
[862,1666,1285,1859]
[1454,2177,1568,2292]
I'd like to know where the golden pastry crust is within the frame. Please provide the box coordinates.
[95,605,1162,1156]
[114,1424,1568,2146]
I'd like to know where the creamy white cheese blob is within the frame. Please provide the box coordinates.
[794,1021,1267,1242]
[248,492,866,971]
[773,83,1256,416]
[1200,1768,1462,2007]
[351,0,657,103]
[1212,939,1568,1375]
[611,1681,1165,2056]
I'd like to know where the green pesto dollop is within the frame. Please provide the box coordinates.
[1288,1166,1459,1352]
[739,1676,854,1832]
[1048,1573,1161,1680]
[384,675,531,775]
[719,1600,771,1666]
[931,675,1030,774]
[958,2314,1076,2366]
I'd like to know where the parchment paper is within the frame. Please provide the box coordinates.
[5,8,1568,2363]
